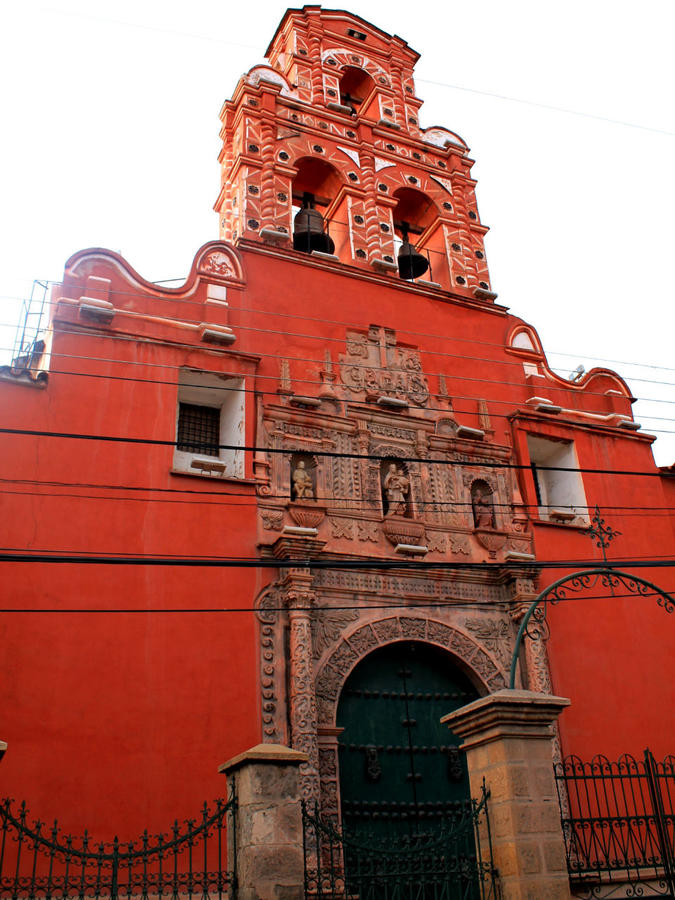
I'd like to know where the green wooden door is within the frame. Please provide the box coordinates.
[337,640,479,840]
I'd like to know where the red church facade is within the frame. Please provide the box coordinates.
[1,5,673,845]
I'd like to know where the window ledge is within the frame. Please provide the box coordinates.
[170,468,256,485]
[532,517,589,531]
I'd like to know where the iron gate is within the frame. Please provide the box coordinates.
[555,749,675,898]
[302,781,500,900]
[0,794,235,899]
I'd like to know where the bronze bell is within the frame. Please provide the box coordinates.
[293,194,335,255]
[397,239,429,280]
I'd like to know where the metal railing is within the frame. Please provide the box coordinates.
[555,750,675,898]
[0,795,235,900]
[303,782,499,899]
[11,280,49,366]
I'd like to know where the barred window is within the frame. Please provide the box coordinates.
[177,403,220,456]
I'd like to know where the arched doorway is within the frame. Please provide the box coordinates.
[336,640,480,839]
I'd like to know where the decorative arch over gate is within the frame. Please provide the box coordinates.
[316,615,505,728]
[314,616,506,822]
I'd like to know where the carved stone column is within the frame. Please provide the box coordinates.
[390,63,406,128]
[510,598,567,818]
[360,151,384,262]
[510,601,554,694]
[317,726,343,824]
[284,571,321,804]
[272,532,325,805]
[259,120,277,232]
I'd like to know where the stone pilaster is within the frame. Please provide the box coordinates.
[359,151,383,262]
[443,690,572,900]
[287,585,321,802]
[219,743,307,900]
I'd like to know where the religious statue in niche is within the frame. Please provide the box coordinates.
[471,480,495,529]
[382,462,410,516]
[292,458,315,500]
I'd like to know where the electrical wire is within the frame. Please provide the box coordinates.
[2,481,675,521]
[4,352,675,433]
[6,279,675,384]
[1,425,673,477]
[5,326,675,408]
[5,284,675,389]
[33,8,675,139]
[0,550,672,570]
[417,77,675,138]
[3,474,674,508]
[0,587,671,615]
[5,333,675,416]
[1,540,673,565]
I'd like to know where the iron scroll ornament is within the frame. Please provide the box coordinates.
[508,568,675,690]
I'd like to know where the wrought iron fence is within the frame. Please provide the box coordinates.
[555,749,675,898]
[303,782,499,900]
[0,794,235,900]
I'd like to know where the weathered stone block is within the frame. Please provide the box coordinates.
[219,744,307,900]
[542,837,569,873]
[443,691,571,900]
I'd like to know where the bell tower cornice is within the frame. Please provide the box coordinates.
[215,6,496,303]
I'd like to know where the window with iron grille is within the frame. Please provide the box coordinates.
[173,371,245,479]
[177,403,220,456]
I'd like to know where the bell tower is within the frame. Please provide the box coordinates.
[215,5,495,299]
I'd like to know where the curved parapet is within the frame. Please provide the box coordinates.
[64,240,246,299]
[421,126,469,151]
[245,65,298,99]
[505,317,636,421]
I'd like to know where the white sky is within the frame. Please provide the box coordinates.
[1,0,674,465]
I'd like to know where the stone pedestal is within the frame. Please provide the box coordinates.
[219,743,307,900]
[442,690,572,900]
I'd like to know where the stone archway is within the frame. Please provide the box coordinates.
[314,615,506,821]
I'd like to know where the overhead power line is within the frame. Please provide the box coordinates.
[0,551,672,571]
[5,282,675,378]
[1,425,674,478]
[0,588,671,615]
[4,334,675,414]
[2,329,675,421]
[2,479,674,519]
[37,8,675,138]
[3,357,674,427]
[417,77,675,138]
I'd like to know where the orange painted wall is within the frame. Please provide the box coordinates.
[1,242,673,839]
[0,5,673,843]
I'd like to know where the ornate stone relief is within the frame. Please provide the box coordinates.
[427,532,447,554]
[256,588,282,743]
[357,521,379,542]
[329,517,355,540]
[315,614,506,729]
[312,609,361,660]
[198,250,235,278]
[464,617,513,671]
[261,510,284,531]
[449,534,471,556]
[338,325,430,405]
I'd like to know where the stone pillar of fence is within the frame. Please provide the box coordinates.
[219,743,308,900]
[442,689,572,900]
